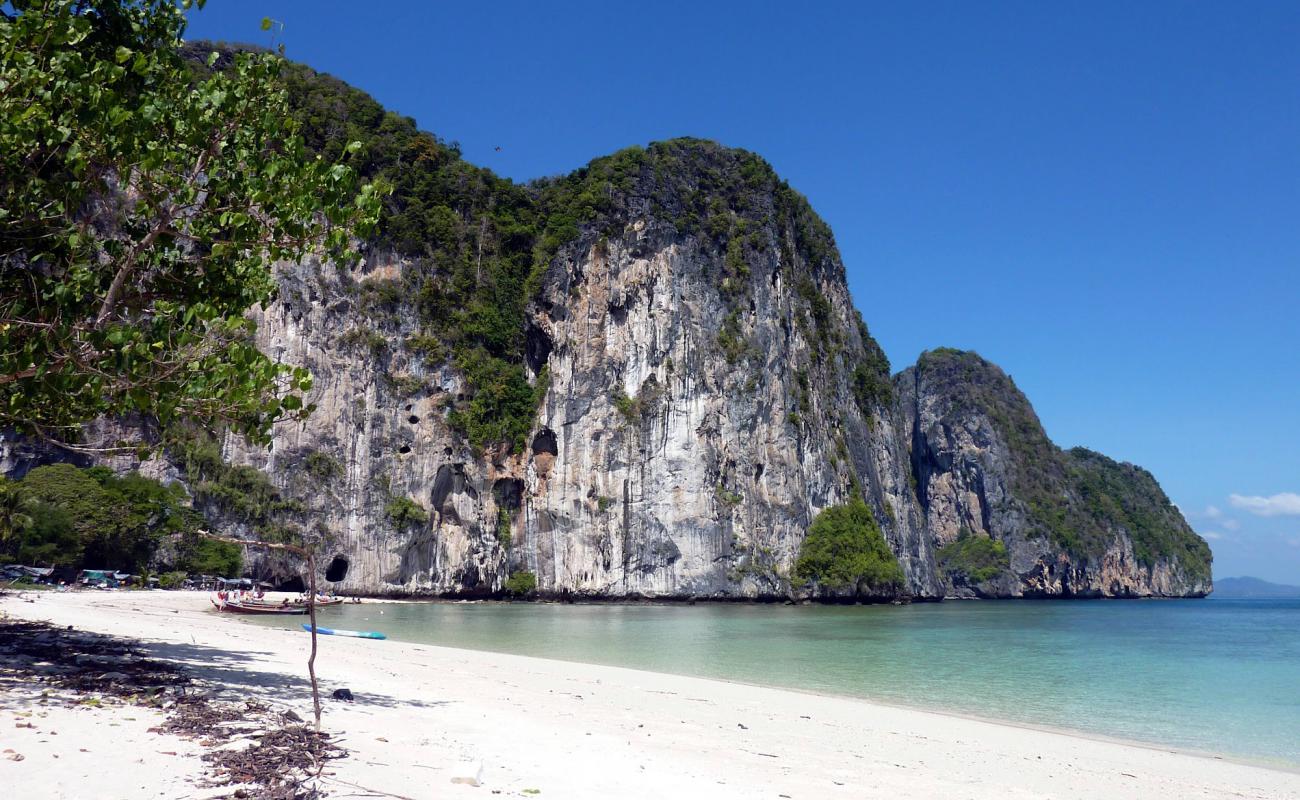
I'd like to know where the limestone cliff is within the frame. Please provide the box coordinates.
[2,62,1210,599]
[190,134,1208,598]
[206,139,947,600]
[898,350,1211,598]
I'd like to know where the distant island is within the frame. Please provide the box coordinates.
[1212,577,1300,598]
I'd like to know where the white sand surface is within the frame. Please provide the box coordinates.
[3,590,1297,800]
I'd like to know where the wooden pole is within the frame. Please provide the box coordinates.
[199,532,322,729]
[306,550,321,730]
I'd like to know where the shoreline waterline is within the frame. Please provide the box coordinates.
[5,591,1298,799]
[239,594,1300,769]
[236,608,1296,774]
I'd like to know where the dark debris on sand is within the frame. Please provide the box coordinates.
[206,725,346,800]
[0,618,345,799]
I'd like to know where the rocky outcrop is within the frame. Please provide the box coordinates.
[520,204,935,599]
[190,146,1207,599]
[200,143,949,600]
[5,65,1209,600]
[899,349,1211,597]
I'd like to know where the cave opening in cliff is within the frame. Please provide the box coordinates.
[493,478,524,511]
[532,428,558,456]
[276,576,305,593]
[325,556,349,582]
[525,323,552,374]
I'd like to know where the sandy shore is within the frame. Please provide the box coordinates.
[2,590,1297,800]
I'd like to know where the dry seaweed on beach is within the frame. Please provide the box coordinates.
[152,695,268,744]
[0,619,190,701]
[0,617,346,799]
[205,725,345,800]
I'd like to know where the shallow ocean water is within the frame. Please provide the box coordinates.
[243,596,1300,767]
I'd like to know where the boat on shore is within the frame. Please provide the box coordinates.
[295,595,345,607]
[211,595,308,615]
[209,590,348,613]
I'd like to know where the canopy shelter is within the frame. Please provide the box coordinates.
[2,565,54,578]
[79,569,123,586]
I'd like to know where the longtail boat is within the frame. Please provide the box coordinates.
[211,595,308,615]
[291,596,345,607]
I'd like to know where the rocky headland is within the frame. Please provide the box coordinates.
[1,54,1211,600]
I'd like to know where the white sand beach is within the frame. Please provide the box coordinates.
[2,590,1297,800]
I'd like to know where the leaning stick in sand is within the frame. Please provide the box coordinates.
[200,532,323,729]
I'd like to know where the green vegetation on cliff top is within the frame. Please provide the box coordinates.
[257,53,894,451]
[1067,446,1211,580]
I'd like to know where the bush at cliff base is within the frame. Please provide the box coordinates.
[795,498,904,597]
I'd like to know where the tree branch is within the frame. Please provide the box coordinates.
[199,532,306,557]
[94,222,168,325]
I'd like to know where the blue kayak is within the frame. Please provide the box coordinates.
[302,623,386,640]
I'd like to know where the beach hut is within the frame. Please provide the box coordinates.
[79,569,119,587]
[2,565,54,581]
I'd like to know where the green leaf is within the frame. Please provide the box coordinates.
[0,2,376,448]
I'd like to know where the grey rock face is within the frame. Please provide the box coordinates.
[519,218,936,599]
[5,136,1208,600]
[217,185,946,599]
[208,214,1206,598]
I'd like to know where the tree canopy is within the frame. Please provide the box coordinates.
[794,498,904,596]
[15,463,192,570]
[0,0,382,447]
[0,477,36,545]
[1,462,237,574]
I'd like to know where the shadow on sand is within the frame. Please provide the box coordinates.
[0,617,446,712]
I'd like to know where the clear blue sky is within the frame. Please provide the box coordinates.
[187,1,1300,583]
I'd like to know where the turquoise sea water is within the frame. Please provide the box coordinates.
[242,598,1300,767]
